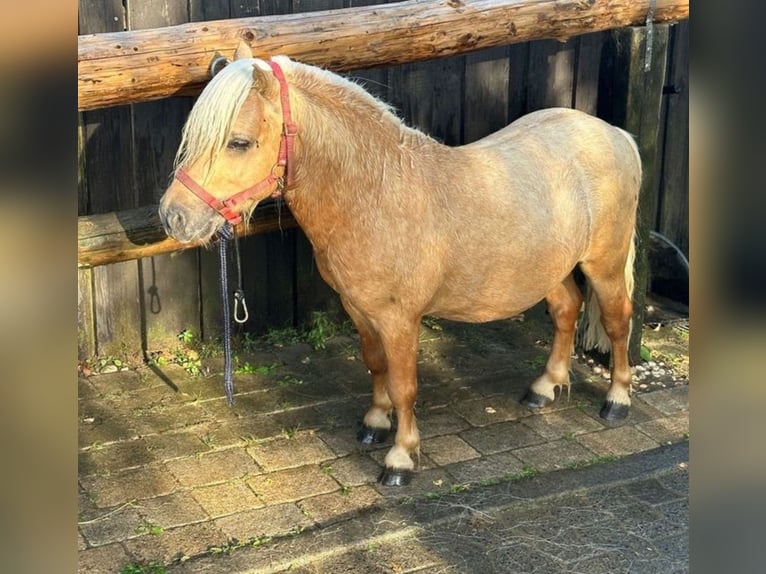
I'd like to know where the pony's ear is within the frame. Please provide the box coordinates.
[209,52,230,77]
[252,63,279,99]
[233,40,253,61]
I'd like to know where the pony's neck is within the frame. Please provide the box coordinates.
[279,59,440,228]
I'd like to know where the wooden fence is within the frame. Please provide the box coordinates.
[77,0,689,361]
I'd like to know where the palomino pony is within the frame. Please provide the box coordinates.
[159,45,641,486]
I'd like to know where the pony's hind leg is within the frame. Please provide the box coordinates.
[580,263,634,420]
[521,274,583,409]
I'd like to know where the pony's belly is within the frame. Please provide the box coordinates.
[426,291,544,323]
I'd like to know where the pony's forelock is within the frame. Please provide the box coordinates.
[174,58,262,171]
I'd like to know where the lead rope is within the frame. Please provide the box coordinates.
[217,223,250,406]
[217,223,236,406]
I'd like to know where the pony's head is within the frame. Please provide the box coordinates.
[159,43,293,243]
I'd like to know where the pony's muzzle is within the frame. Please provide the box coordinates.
[158,203,186,239]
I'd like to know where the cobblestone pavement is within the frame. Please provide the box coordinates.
[78,306,688,573]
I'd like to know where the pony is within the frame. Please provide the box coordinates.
[159,43,641,486]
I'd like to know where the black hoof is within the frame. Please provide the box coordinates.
[520,390,553,410]
[378,467,413,486]
[357,425,390,445]
[600,400,630,420]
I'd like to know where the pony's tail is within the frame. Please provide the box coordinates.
[578,229,637,353]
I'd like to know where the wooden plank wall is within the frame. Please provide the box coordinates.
[77,0,689,360]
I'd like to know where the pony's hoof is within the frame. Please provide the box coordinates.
[379,467,413,487]
[520,390,553,410]
[600,400,630,420]
[357,425,389,445]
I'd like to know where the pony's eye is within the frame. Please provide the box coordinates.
[226,138,252,151]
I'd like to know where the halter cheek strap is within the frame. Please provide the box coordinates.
[174,60,297,227]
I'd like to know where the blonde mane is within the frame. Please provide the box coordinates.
[174,58,259,171]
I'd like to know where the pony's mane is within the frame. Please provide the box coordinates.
[174,58,262,170]
[175,55,424,178]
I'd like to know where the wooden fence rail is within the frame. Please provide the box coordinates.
[78,0,689,111]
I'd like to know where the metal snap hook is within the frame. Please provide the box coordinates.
[233,289,249,324]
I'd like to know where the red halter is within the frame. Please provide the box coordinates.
[174,60,297,226]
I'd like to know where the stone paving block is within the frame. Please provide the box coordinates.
[373,467,454,500]
[269,406,330,435]
[78,543,132,574]
[247,465,339,505]
[636,412,689,445]
[143,431,210,462]
[123,522,226,565]
[572,383,669,425]
[324,453,384,487]
[576,426,660,457]
[298,484,382,526]
[521,406,606,440]
[313,397,367,430]
[166,448,262,488]
[135,492,209,530]
[191,481,264,518]
[512,438,596,472]
[421,435,480,466]
[78,376,100,402]
[280,379,350,404]
[246,433,336,472]
[316,427,372,457]
[184,420,248,450]
[78,440,153,476]
[79,463,179,508]
[214,502,312,541]
[85,370,154,396]
[452,395,531,427]
[78,531,87,551]
[128,402,214,435]
[78,412,141,449]
[445,450,526,485]
[78,504,144,547]
[460,420,546,455]
[213,415,284,445]
[417,407,472,438]
[416,379,486,407]
[638,386,689,415]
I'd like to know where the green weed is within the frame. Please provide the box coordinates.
[119,563,167,574]
[263,326,300,347]
[508,465,538,481]
[640,344,652,362]
[277,375,304,387]
[566,454,618,470]
[235,361,278,376]
[304,311,335,350]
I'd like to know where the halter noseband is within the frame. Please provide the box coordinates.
[174,60,297,226]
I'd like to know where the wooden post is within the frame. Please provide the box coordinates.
[595,24,670,364]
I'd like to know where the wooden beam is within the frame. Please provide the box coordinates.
[78,0,689,111]
[78,203,298,268]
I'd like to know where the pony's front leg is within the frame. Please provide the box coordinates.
[344,301,393,444]
[378,323,421,486]
[522,276,583,409]
[356,326,393,445]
